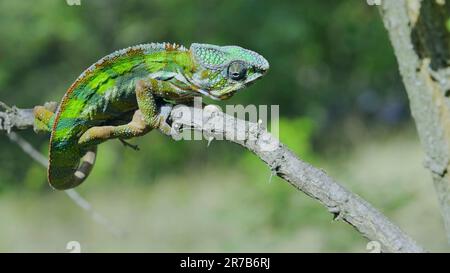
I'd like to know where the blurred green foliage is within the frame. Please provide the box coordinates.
[241,117,315,230]
[1,1,442,252]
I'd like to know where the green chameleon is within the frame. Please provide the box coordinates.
[33,43,269,190]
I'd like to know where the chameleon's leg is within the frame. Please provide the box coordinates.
[135,79,175,135]
[78,110,151,146]
[78,78,176,147]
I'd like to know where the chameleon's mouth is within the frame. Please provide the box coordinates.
[195,71,266,101]
[196,88,222,101]
[209,84,243,101]
[244,72,266,85]
[218,91,237,100]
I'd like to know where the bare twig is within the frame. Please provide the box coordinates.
[0,101,425,252]
[379,0,450,243]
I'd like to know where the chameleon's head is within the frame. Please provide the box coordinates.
[189,43,269,100]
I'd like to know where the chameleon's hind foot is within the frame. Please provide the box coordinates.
[33,102,58,133]
[78,110,151,147]
[119,138,140,151]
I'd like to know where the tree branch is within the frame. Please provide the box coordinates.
[379,0,450,243]
[0,102,35,132]
[0,101,425,252]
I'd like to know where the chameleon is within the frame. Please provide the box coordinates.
[33,42,269,190]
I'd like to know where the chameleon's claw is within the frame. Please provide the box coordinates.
[119,138,140,151]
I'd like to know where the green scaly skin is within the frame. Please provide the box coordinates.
[33,42,269,190]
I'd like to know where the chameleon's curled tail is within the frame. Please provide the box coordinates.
[48,146,97,190]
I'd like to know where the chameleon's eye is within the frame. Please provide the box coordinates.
[228,61,247,81]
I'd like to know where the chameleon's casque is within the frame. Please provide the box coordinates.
[33,42,269,190]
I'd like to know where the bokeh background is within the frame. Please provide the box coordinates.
[0,0,447,252]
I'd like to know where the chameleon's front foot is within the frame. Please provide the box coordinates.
[156,104,175,136]
[135,79,178,137]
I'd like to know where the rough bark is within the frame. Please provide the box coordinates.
[379,0,450,243]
